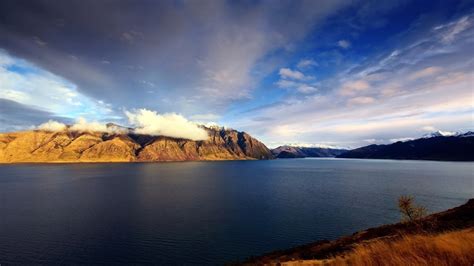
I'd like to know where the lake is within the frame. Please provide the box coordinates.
[0,158,472,264]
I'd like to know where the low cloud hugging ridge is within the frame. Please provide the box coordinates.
[38,120,67,131]
[38,118,115,133]
[125,109,209,141]
[36,109,209,141]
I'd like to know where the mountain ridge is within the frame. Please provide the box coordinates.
[0,126,273,163]
[337,132,474,161]
[272,145,348,158]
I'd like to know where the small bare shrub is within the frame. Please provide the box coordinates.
[398,195,427,222]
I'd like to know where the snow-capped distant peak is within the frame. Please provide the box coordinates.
[459,131,474,138]
[422,130,458,138]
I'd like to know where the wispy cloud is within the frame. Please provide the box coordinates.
[279,68,306,80]
[409,66,443,80]
[339,80,370,96]
[297,59,318,69]
[276,69,318,94]
[338,39,351,49]
[436,16,471,43]
[348,96,375,105]
[296,84,318,94]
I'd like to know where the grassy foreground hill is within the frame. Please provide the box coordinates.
[0,126,273,163]
[243,199,474,265]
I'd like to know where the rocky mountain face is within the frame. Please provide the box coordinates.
[272,145,348,158]
[0,127,273,163]
[337,133,474,161]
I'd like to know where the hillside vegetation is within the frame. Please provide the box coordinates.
[244,199,474,265]
[320,228,474,266]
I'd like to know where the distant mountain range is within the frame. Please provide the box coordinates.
[337,131,474,161]
[2,126,472,163]
[0,125,273,163]
[272,145,348,158]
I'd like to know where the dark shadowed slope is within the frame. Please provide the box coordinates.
[337,133,474,161]
[272,146,348,158]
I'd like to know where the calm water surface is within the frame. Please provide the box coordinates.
[0,158,472,264]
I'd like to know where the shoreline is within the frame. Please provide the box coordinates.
[2,157,474,164]
[0,157,263,165]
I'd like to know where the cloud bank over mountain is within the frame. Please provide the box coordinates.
[36,109,209,141]
[125,109,208,141]
[38,120,67,132]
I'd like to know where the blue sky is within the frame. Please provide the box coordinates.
[0,0,473,147]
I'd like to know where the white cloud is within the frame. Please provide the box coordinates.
[276,79,318,94]
[272,124,305,137]
[0,52,14,65]
[438,16,471,43]
[203,122,221,129]
[69,117,109,132]
[38,120,67,131]
[279,68,305,80]
[276,66,317,94]
[2,89,29,102]
[125,109,208,141]
[297,84,318,94]
[0,51,114,121]
[297,59,318,69]
[389,137,414,142]
[422,126,436,132]
[35,118,118,133]
[276,79,299,88]
[338,39,351,49]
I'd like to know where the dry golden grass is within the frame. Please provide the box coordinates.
[246,200,474,266]
[320,228,474,266]
[276,228,474,266]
